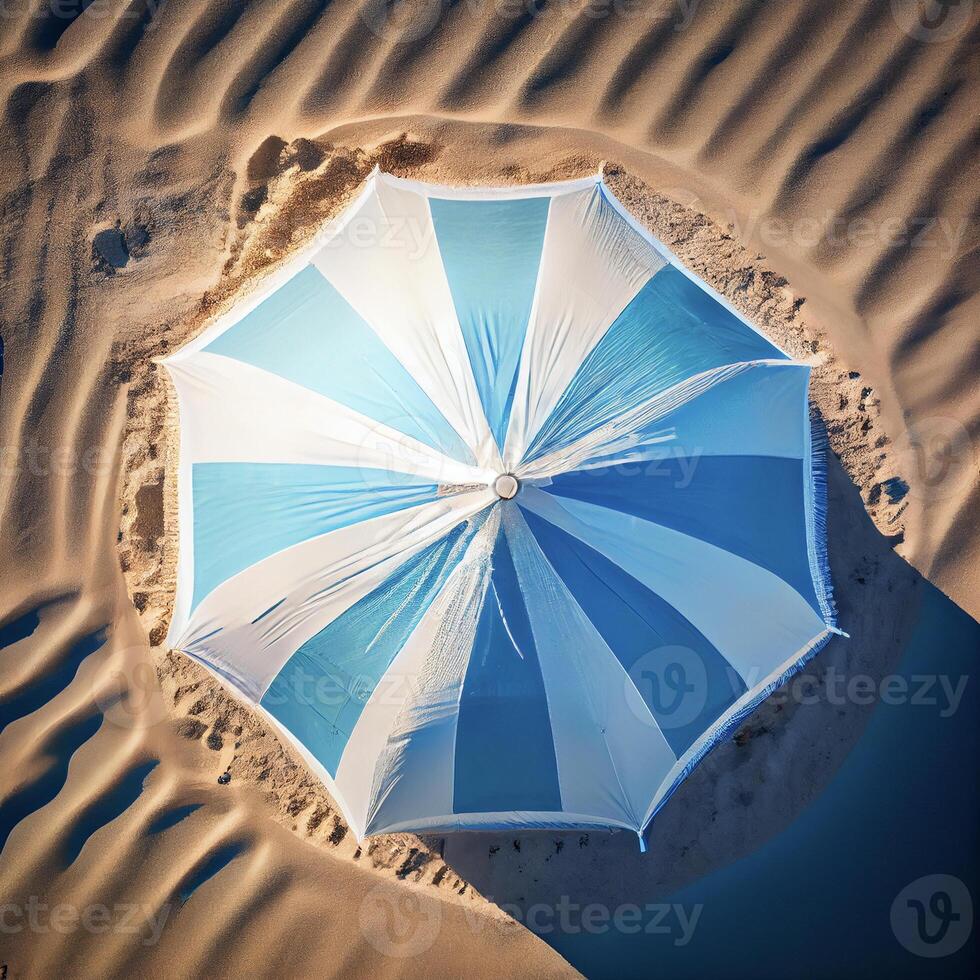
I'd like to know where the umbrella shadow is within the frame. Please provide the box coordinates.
[439,449,944,916]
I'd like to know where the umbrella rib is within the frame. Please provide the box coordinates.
[490,578,526,662]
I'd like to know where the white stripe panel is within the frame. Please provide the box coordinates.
[338,512,499,838]
[160,176,380,362]
[600,183,795,359]
[503,183,667,469]
[519,488,827,685]
[310,177,501,471]
[502,506,676,828]
[165,352,489,486]
[171,489,495,698]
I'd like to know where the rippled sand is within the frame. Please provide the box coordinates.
[1,2,977,977]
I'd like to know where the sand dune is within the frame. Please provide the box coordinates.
[1,1,977,977]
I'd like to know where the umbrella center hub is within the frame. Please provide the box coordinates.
[493,473,519,500]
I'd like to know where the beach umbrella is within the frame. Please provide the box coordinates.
[163,169,841,845]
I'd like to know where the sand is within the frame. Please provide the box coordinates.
[1,2,977,977]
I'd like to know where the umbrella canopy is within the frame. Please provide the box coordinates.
[163,170,840,844]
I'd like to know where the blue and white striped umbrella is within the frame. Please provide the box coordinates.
[163,170,840,845]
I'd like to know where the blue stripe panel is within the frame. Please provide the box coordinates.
[546,455,821,615]
[203,264,473,463]
[260,522,474,778]
[430,196,550,452]
[191,462,437,611]
[521,507,744,758]
[452,510,562,813]
[525,264,787,463]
